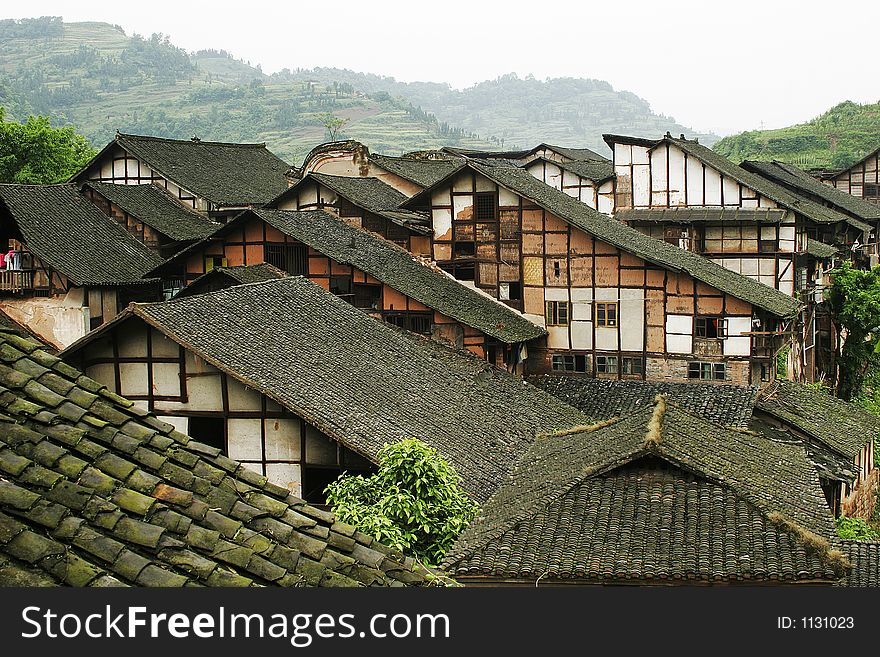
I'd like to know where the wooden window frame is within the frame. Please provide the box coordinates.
[474,191,497,222]
[695,316,727,339]
[596,354,618,374]
[622,356,644,375]
[551,353,588,373]
[688,361,726,381]
[595,302,618,327]
[545,300,570,326]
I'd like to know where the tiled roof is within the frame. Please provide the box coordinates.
[155,209,545,344]
[540,144,609,163]
[83,182,221,241]
[406,162,802,318]
[554,158,615,183]
[838,541,880,587]
[271,173,432,235]
[0,184,162,286]
[77,134,291,207]
[445,398,846,584]
[529,376,758,428]
[742,160,880,223]
[755,381,880,459]
[806,238,838,259]
[616,207,791,224]
[175,264,288,299]
[0,329,426,587]
[369,154,462,188]
[62,278,589,504]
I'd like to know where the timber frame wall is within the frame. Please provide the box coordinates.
[825,148,880,205]
[66,316,374,502]
[166,213,505,363]
[418,168,782,384]
[525,159,614,214]
[83,187,170,254]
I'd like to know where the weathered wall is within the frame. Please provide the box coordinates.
[0,288,88,348]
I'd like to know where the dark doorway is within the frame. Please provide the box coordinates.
[186,416,225,452]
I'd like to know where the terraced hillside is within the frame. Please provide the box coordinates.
[0,16,717,165]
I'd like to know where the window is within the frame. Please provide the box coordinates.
[474,192,496,221]
[695,317,727,339]
[384,313,431,335]
[865,184,880,199]
[688,362,726,381]
[353,283,381,309]
[551,354,588,373]
[545,301,570,326]
[266,243,308,275]
[758,238,778,253]
[622,356,644,375]
[595,302,618,327]
[596,355,618,374]
[329,276,352,297]
[499,281,522,301]
[186,416,225,452]
[162,278,184,301]
[454,241,476,258]
[796,267,809,291]
[204,256,227,272]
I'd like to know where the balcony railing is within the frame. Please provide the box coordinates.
[0,269,35,292]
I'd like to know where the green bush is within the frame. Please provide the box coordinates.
[325,438,479,566]
[836,515,880,540]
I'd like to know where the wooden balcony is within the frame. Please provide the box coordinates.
[0,269,35,292]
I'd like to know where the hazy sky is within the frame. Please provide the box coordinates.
[5,0,879,135]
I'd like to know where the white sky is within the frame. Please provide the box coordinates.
[4,0,879,135]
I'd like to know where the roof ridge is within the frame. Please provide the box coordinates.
[117,133,269,148]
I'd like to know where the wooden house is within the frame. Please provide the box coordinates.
[742,159,880,263]
[604,133,869,382]
[444,395,848,585]
[175,263,288,298]
[0,328,426,587]
[82,181,220,259]
[268,172,433,256]
[293,140,462,196]
[524,157,615,214]
[61,277,588,503]
[0,184,162,348]
[148,208,545,367]
[754,381,878,518]
[401,160,801,384]
[820,146,880,206]
[71,133,291,222]
[443,143,608,166]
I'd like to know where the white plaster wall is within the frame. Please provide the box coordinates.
[620,289,645,351]
[666,314,693,354]
[723,316,752,356]
[227,418,263,461]
[119,362,148,396]
[547,326,570,349]
[264,419,302,461]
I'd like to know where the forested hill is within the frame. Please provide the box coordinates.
[0,16,716,164]
[713,101,880,171]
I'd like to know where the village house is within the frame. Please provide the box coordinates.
[741,159,880,263]
[530,375,878,520]
[61,277,588,504]
[0,184,162,349]
[819,145,880,206]
[71,132,291,222]
[269,171,433,256]
[292,140,460,196]
[174,262,288,298]
[444,395,850,585]
[401,159,800,384]
[81,181,221,259]
[442,143,609,166]
[604,133,869,382]
[0,328,425,587]
[147,208,545,367]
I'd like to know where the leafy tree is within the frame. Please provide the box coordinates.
[827,261,880,400]
[0,108,95,183]
[325,438,479,565]
[317,112,349,141]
